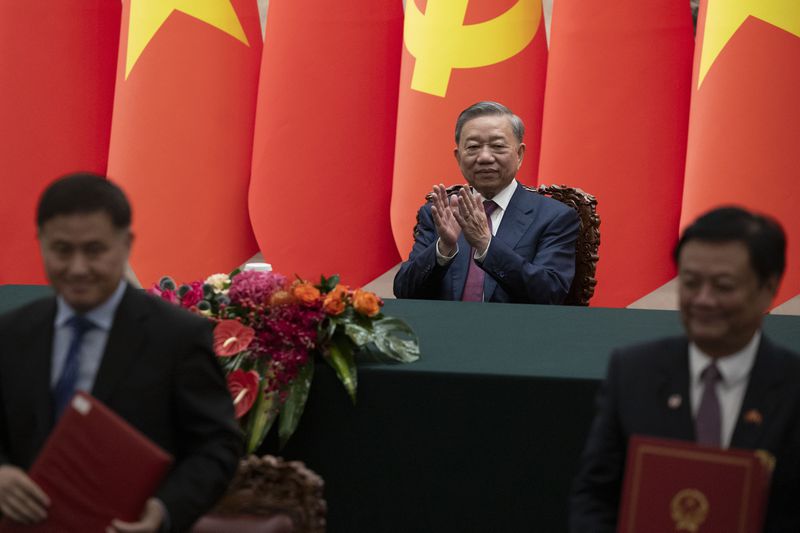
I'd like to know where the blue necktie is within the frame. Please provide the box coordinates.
[53,315,95,418]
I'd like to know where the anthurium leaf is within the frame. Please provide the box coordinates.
[244,386,279,454]
[323,333,357,404]
[343,321,373,347]
[369,317,420,363]
[278,359,314,449]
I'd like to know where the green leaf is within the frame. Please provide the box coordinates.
[318,317,336,345]
[368,317,421,363]
[244,385,279,454]
[323,333,358,404]
[317,274,340,293]
[278,359,314,449]
[343,321,373,347]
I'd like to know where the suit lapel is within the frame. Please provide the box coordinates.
[91,287,147,404]
[484,186,536,301]
[730,337,783,449]
[23,300,58,438]
[656,342,696,441]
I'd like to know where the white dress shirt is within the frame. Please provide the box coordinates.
[689,331,760,448]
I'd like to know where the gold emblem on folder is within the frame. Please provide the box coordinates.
[670,488,709,532]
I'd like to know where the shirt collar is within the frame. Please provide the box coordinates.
[477,180,517,212]
[689,331,761,388]
[55,280,128,331]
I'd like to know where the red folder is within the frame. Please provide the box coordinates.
[618,435,773,533]
[0,392,172,532]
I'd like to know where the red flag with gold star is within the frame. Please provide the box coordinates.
[0,1,120,284]
[248,0,403,285]
[681,0,800,308]
[390,0,548,259]
[107,0,262,285]
[537,0,694,307]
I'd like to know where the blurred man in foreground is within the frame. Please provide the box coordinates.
[394,101,579,304]
[0,173,242,532]
[570,206,800,532]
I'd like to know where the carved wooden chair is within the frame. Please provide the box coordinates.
[192,455,326,533]
[421,183,600,305]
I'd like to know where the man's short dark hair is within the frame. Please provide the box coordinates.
[455,101,525,145]
[37,172,131,229]
[674,206,786,284]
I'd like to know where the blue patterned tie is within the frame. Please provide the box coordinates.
[461,200,499,302]
[53,315,95,418]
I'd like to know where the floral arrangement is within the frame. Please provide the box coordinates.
[150,269,419,453]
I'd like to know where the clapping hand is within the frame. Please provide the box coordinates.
[430,184,461,256]
[452,186,492,253]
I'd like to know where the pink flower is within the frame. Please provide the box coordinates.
[228,271,288,306]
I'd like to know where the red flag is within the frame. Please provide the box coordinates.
[391,0,548,259]
[248,1,403,285]
[0,1,120,284]
[107,0,262,285]
[537,1,694,307]
[681,0,800,307]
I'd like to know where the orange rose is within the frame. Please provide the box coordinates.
[352,288,382,317]
[292,281,321,305]
[322,284,349,316]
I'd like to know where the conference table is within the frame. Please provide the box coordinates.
[264,298,799,533]
[2,286,798,532]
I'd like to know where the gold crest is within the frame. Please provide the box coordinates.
[670,488,709,532]
[754,449,776,473]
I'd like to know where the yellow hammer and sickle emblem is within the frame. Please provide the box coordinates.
[404,0,540,97]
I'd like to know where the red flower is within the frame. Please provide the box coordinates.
[180,281,204,308]
[213,320,255,357]
[148,285,178,303]
[227,370,260,418]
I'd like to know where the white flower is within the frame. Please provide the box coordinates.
[205,273,231,294]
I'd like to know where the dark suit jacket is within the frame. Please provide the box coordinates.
[0,286,243,532]
[570,336,800,533]
[393,183,580,304]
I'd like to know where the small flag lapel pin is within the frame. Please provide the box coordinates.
[667,394,682,409]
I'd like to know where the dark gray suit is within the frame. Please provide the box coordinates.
[393,183,580,304]
[0,286,242,532]
[570,336,800,533]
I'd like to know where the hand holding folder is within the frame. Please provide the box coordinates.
[0,392,172,533]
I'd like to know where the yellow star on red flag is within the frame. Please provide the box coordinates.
[698,0,800,88]
[125,0,249,78]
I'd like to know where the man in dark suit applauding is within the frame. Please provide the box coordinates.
[393,101,580,304]
[570,206,800,532]
[0,173,242,532]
